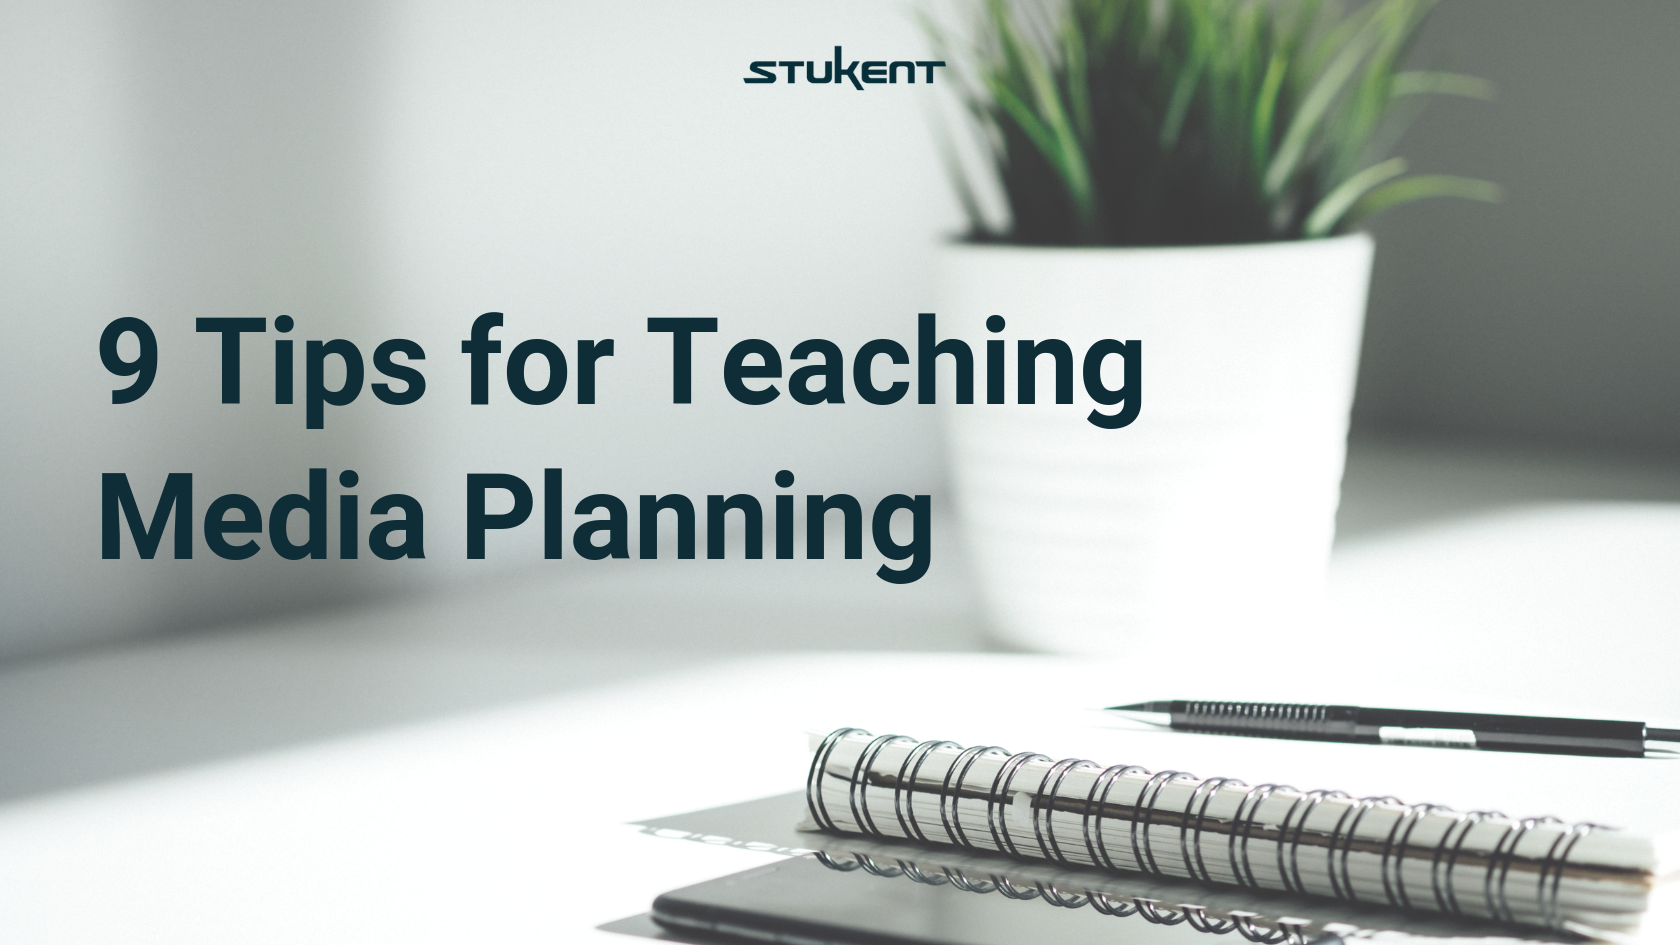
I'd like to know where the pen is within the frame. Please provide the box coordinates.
[1105,700,1680,758]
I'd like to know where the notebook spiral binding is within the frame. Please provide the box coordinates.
[812,849,1313,945]
[807,728,1614,932]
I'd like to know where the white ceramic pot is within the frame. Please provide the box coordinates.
[939,234,1374,655]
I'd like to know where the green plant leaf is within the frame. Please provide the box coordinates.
[1250,53,1288,179]
[1390,70,1495,99]
[1159,9,1210,149]
[1304,156,1407,236]
[926,0,1495,245]
[1346,173,1503,226]
[1263,3,1386,197]
[982,0,1097,233]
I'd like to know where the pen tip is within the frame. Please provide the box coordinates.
[1106,701,1170,713]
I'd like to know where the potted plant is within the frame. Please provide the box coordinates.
[931,0,1495,654]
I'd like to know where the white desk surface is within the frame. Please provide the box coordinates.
[1,647,1676,945]
[3,434,1680,942]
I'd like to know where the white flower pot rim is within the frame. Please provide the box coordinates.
[942,231,1370,254]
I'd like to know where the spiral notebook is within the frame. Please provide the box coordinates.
[800,727,1680,942]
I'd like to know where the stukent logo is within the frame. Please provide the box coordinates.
[744,47,945,89]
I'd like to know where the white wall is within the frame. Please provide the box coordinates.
[14,0,1677,660]
[0,0,963,657]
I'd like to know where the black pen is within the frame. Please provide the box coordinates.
[1105,700,1680,758]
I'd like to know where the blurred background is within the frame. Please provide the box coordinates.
[2,0,1679,801]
